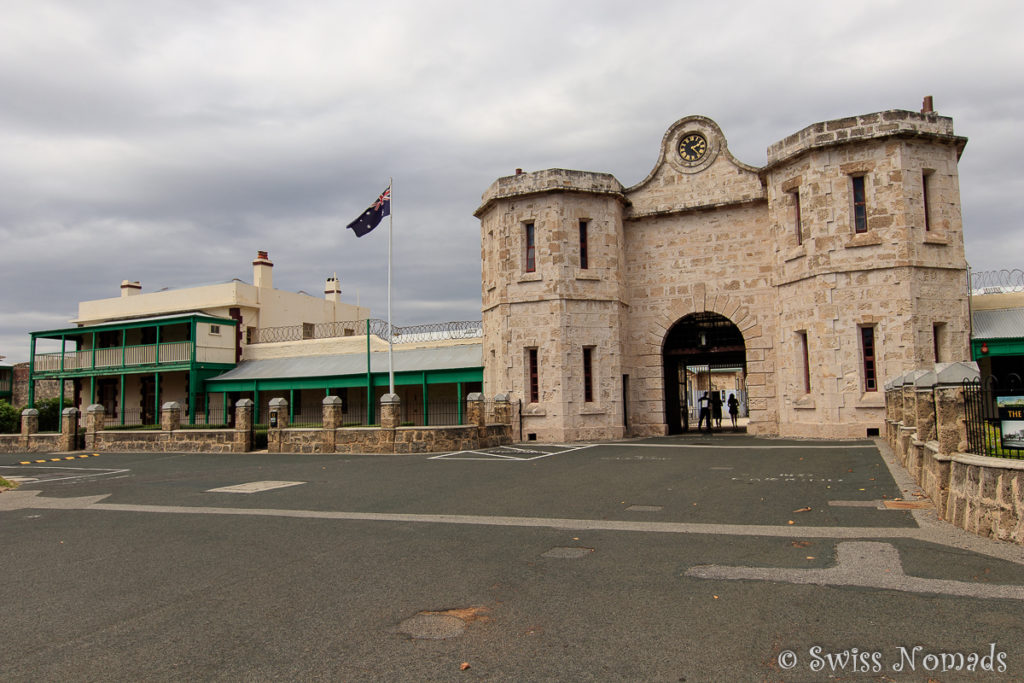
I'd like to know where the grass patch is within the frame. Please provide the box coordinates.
[0,475,18,490]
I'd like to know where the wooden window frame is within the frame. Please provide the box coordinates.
[583,346,594,403]
[528,348,539,403]
[524,222,536,273]
[579,220,589,269]
[852,176,868,234]
[797,330,810,394]
[860,326,877,392]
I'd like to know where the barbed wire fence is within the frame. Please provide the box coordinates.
[971,268,1024,294]
[251,319,483,345]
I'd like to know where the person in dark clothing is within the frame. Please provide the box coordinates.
[711,391,723,429]
[697,391,711,432]
[728,393,740,428]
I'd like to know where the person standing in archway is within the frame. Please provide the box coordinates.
[711,391,723,429]
[728,393,739,429]
[697,391,711,432]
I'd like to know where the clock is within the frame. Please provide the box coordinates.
[678,132,708,163]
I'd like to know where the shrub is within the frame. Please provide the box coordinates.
[0,400,19,434]
[34,397,72,432]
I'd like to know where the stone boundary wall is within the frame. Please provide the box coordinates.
[1,394,513,456]
[884,362,1023,544]
[269,393,512,455]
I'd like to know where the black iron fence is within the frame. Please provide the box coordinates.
[102,408,160,430]
[963,375,1024,460]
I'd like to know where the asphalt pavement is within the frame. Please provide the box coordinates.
[1,435,1022,682]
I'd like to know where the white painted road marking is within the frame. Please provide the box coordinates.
[206,481,305,494]
[430,444,596,461]
[686,541,1024,600]
[0,465,129,484]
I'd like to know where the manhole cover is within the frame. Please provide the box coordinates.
[542,546,594,559]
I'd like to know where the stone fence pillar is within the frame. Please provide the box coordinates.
[466,393,485,429]
[268,397,288,453]
[20,408,38,451]
[492,393,511,425]
[235,399,254,452]
[85,404,105,450]
[380,394,400,430]
[322,395,343,453]
[913,372,937,442]
[60,407,80,451]
[934,362,980,455]
[161,402,181,432]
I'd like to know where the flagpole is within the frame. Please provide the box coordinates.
[387,177,395,395]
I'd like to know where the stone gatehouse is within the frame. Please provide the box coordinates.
[476,104,970,441]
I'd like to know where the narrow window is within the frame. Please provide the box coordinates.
[579,220,589,269]
[922,171,933,231]
[524,223,536,273]
[583,347,594,402]
[861,326,877,392]
[933,322,945,363]
[797,331,810,394]
[852,176,867,234]
[528,348,539,403]
[791,190,803,245]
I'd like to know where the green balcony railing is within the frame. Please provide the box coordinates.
[33,341,194,373]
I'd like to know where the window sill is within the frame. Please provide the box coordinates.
[575,271,601,281]
[522,405,547,417]
[579,405,606,415]
[845,233,883,249]
[856,392,884,408]
[923,234,949,245]
[518,273,542,283]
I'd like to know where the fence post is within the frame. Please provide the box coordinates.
[20,408,38,451]
[936,362,980,455]
[913,371,937,443]
[85,404,105,450]
[380,394,400,430]
[161,402,181,432]
[322,395,343,453]
[60,407,80,451]
[493,393,511,425]
[234,398,254,452]
[268,397,288,453]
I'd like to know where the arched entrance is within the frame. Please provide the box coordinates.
[663,312,747,433]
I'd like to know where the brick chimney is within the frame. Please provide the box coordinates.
[252,251,273,288]
[921,95,934,114]
[325,274,341,302]
[121,280,141,297]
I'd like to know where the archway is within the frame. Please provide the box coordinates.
[663,312,747,433]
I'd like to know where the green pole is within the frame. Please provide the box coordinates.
[91,332,97,371]
[28,335,36,407]
[119,374,125,426]
[189,369,197,425]
[90,376,95,405]
[254,382,260,423]
[289,388,295,423]
[155,325,161,365]
[222,391,228,426]
[121,329,126,369]
[422,371,428,426]
[457,382,463,425]
[154,372,160,425]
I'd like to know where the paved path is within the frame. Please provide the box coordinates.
[1,436,1022,681]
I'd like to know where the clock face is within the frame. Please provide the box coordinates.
[678,132,708,163]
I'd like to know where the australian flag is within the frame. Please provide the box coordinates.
[346,187,391,237]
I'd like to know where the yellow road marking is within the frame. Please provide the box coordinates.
[64,456,77,460]
[49,458,62,462]
[19,461,31,465]
[34,459,47,463]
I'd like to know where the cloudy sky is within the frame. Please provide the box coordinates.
[2,0,1022,363]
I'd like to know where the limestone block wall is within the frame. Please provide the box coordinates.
[885,365,1024,544]
[622,202,777,436]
